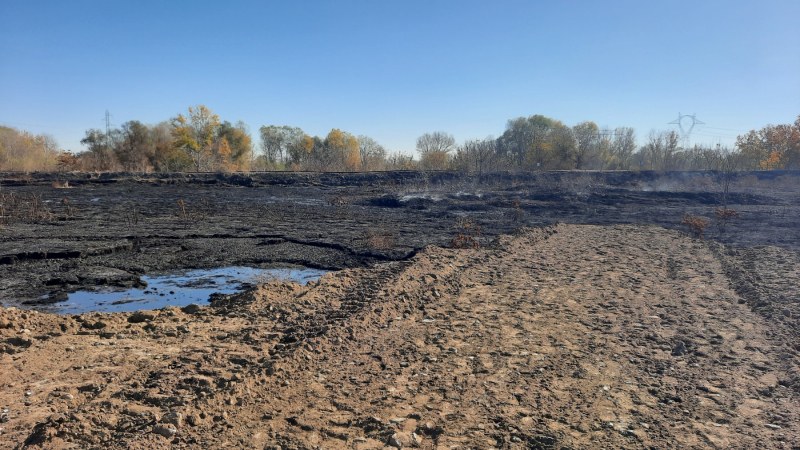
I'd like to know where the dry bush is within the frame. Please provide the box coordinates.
[176,199,188,221]
[365,230,395,250]
[60,197,76,219]
[681,214,710,239]
[451,217,481,249]
[511,198,523,222]
[0,192,53,225]
[714,207,739,221]
[714,207,739,234]
[328,195,348,206]
[123,202,140,227]
[175,198,215,223]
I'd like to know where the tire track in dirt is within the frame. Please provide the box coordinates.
[2,224,798,449]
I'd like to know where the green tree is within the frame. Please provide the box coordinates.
[286,133,314,168]
[150,122,191,172]
[80,128,119,170]
[259,125,304,167]
[736,116,800,170]
[116,120,154,171]
[572,121,601,169]
[217,121,253,171]
[171,105,220,171]
[496,115,575,170]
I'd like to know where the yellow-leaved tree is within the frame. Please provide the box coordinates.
[736,116,800,170]
[324,129,360,171]
[0,126,59,171]
[171,105,220,171]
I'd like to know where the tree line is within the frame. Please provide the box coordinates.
[1,106,798,172]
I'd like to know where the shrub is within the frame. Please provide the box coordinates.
[714,207,739,221]
[0,192,54,224]
[681,214,710,239]
[714,207,739,234]
[451,217,481,249]
[365,230,395,250]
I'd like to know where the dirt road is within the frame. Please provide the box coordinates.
[2,224,797,449]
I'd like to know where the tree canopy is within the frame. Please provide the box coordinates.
[3,107,797,174]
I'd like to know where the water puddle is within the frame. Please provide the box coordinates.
[50,266,326,315]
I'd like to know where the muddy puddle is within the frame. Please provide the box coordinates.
[43,266,326,315]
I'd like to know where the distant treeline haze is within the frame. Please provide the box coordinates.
[1,105,798,172]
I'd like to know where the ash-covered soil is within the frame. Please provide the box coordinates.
[1,224,798,449]
[1,170,798,308]
[1,171,799,449]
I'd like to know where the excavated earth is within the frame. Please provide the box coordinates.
[1,171,799,449]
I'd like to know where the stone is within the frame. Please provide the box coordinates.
[153,423,177,438]
[162,411,183,428]
[187,414,202,426]
[181,304,202,314]
[388,433,403,448]
[128,311,157,323]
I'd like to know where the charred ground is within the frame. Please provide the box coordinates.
[0,170,799,449]
[1,170,797,309]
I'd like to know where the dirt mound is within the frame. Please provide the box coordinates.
[1,224,797,449]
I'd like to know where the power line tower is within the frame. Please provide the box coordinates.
[597,128,620,140]
[105,110,113,150]
[668,113,704,146]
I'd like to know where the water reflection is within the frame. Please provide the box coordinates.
[52,266,326,314]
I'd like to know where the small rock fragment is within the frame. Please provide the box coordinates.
[671,341,687,357]
[162,411,183,428]
[153,423,177,438]
[128,311,156,323]
[181,304,202,314]
[388,433,403,448]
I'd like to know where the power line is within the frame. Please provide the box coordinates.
[702,126,750,133]
[668,112,705,141]
[0,120,52,129]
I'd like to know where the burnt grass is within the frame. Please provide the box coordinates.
[1,170,798,309]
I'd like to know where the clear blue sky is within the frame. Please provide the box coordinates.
[1,0,798,154]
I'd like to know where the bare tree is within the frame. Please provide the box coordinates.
[357,135,387,171]
[572,121,601,169]
[454,138,497,175]
[416,131,455,170]
[636,130,680,170]
[609,127,635,169]
[259,125,304,167]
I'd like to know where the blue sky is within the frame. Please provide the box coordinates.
[1,0,798,154]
